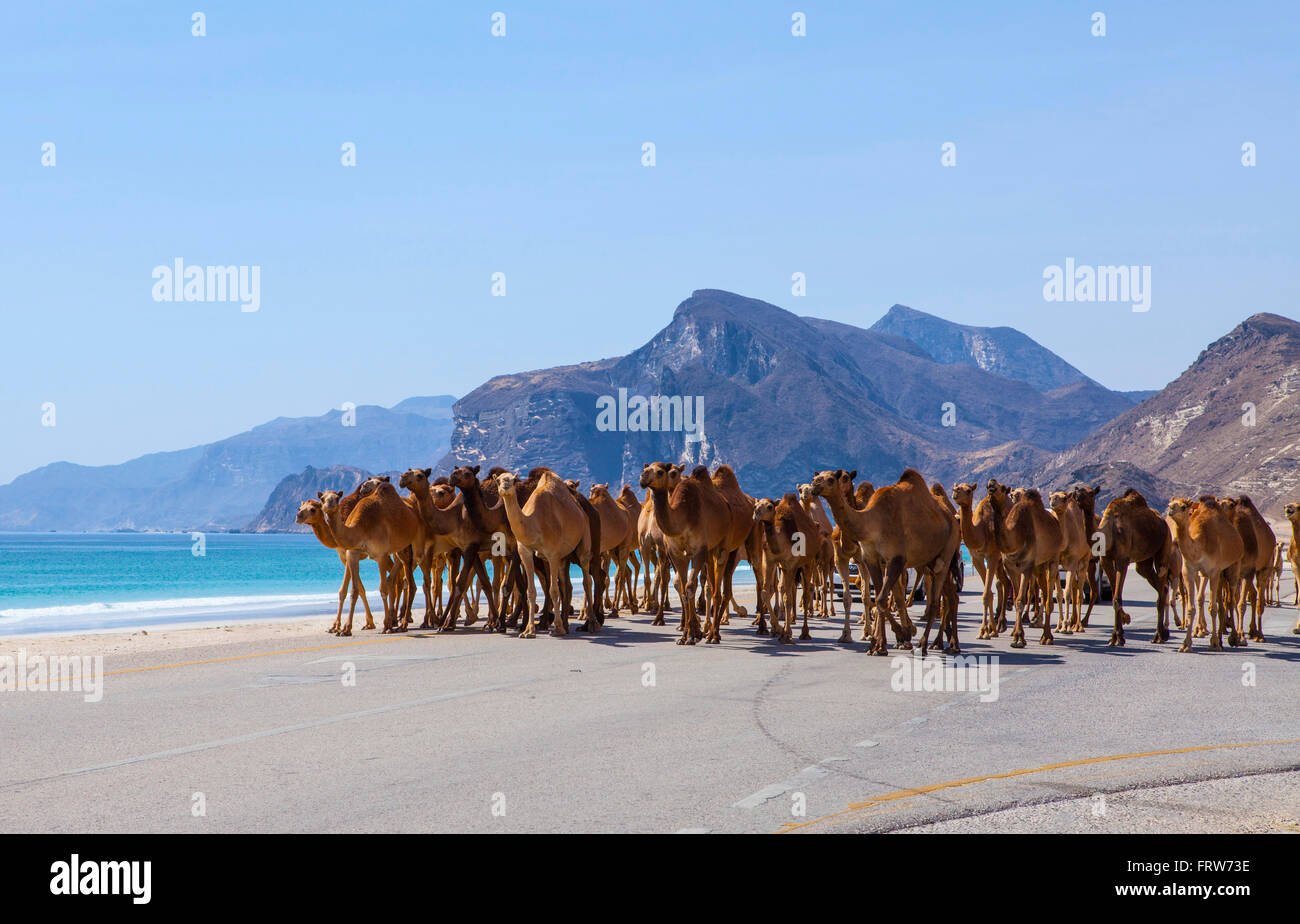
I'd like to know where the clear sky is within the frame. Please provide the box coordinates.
[3,1,1297,483]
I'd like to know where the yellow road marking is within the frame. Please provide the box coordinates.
[777,737,1300,833]
[103,634,425,677]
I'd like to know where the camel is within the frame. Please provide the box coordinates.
[1090,489,1176,646]
[589,483,634,616]
[404,467,501,632]
[1286,503,1300,634]
[495,468,595,638]
[1231,496,1276,642]
[811,468,959,656]
[1047,490,1090,634]
[798,483,845,619]
[639,462,732,645]
[708,466,761,626]
[612,486,643,613]
[1071,484,1103,626]
[296,497,377,634]
[986,482,1063,648]
[753,494,819,642]
[637,486,674,624]
[1269,541,1285,607]
[320,482,426,634]
[1166,497,1244,651]
[951,482,1011,638]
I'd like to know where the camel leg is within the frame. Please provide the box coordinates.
[329,555,349,634]
[1178,568,1200,652]
[341,555,367,637]
[672,552,699,644]
[1105,558,1128,647]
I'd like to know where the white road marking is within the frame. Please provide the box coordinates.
[733,756,849,809]
[4,681,530,789]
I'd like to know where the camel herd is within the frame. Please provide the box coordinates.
[295,461,1300,655]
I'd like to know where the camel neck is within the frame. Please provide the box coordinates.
[649,485,682,535]
[308,519,337,549]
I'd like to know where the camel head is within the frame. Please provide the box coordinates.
[986,479,1011,509]
[448,465,481,491]
[431,483,457,508]
[640,461,683,492]
[1285,502,1300,524]
[753,498,776,522]
[1072,484,1101,510]
[564,479,581,495]
[495,471,519,496]
[951,482,976,507]
[399,467,434,492]
[797,483,815,504]
[589,483,611,502]
[809,470,842,499]
[296,499,324,525]
[1048,490,1071,513]
[318,490,344,514]
[358,475,391,497]
[1165,497,1193,524]
[1217,496,1238,516]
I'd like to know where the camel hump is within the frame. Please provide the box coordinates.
[1121,488,1149,507]
[898,468,927,488]
[1237,495,1257,509]
[711,465,740,487]
[687,465,711,481]
[1020,488,1042,503]
[780,491,799,506]
[1198,494,1219,507]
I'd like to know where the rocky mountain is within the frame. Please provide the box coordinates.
[0,397,455,531]
[1041,313,1300,516]
[243,465,373,533]
[439,290,1140,497]
[869,304,1102,392]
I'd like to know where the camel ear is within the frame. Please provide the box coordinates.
[849,470,858,480]
[381,475,390,482]
[471,465,479,474]
[424,468,432,477]
[316,492,324,499]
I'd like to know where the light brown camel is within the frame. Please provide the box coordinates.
[951,482,1010,638]
[637,485,675,623]
[811,468,959,656]
[798,483,845,619]
[1286,503,1300,633]
[296,498,377,634]
[320,482,426,635]
[753,494,819,642]
[709,465,761,626]
[986,482,1062,648]
[639,462,731,645]
[1092,489,1176,647]
[1166,497,1244,651]
[1048,490,1090,634]
[495,469,594,638]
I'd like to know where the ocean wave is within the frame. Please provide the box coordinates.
[0,593,347,626]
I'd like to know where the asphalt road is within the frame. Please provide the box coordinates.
[3,576,1299,833]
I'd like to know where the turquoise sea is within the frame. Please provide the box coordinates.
[0,532,968,636]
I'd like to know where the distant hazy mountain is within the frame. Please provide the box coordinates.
[870,304,1105,393]
[0,397,455,531]
[439,290,1139,497]
[244,465,373,533]
[1041,314,1300,515]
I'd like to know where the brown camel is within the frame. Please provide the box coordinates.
[1166,497,1244,651]
[637,484,675,623]
[798,482,845,619]
[320,482,426,634]
[753,494,819,642]
[811,468,958,656]
[296,498,377,634]
[1048,490,1090,634]
[589,483,634,615]
[951,482,1010,639]
[1286,503,1300,633]
[1231,496,1276,642]
[613,485,644,613]
[1071,484,1103,625]
[495,469,594,638]
[639,462,731,645]
[986,482,1062,648]
[1092,489,1176,646]
[708,465,761,626]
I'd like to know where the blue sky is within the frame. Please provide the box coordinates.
[3,1,1297,483]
